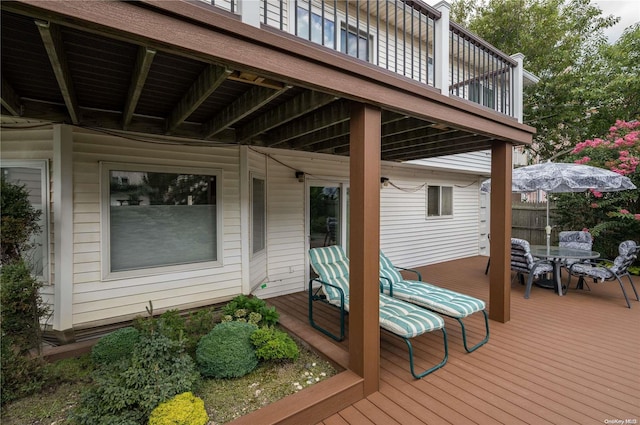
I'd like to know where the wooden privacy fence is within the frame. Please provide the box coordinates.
[511,201,558,245]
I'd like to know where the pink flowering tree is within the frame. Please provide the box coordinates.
[554,119,640,258]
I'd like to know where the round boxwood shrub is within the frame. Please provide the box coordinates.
[196,321,258,378]
[148,392,208,425]
[91,327,140,366]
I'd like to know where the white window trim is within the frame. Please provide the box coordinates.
[250,172,266,258]
[426,184,454,219]
[1,159,50,283]
[100,162,223,280]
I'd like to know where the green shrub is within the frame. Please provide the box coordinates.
[72,333,199,424]
[221,295,279,327]
[148,392,208,425]
[1,176,42,264]
[251,326,299,362]
[133,307,186,341]
[91,327,140,366]
[0,335,46,404]
[1,260,49,405]
[1,260,48,354]
[196,321,258,379]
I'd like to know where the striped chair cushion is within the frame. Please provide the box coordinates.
[382,280,485,318]
[309,245,351,302]
[379,294,444,338]
[379,250,485,318]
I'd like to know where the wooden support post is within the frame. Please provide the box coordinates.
[349,102,381,396]
[489,141,512,323]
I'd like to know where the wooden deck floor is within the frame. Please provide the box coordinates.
[267,256,640,425]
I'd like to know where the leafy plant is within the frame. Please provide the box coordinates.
[221,295,279,327]
[250,326,299,362]
[72,333,199,424]
[196,321,258,379]
[90,327,140,366]
[148,392,208,425]
[0,176,42,264]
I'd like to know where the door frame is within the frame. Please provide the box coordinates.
[304,178,350,289]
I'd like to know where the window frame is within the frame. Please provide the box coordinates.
[250,173,266,257]
[100,162,223,280]
[426,184,454,219]
[1,159,50,283]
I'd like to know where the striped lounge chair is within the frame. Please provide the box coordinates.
[379,250,489,353]
[309,245,448,378]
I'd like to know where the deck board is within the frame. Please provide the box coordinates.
[266,256,640,425]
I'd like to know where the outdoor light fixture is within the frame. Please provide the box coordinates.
[295,171,305,182]
[380,177,389,187]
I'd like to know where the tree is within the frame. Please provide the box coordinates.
[554,120,640,257]
[450,0,633,161]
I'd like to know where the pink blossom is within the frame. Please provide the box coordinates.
[590,189,603,198]
[635,214,640,221]
[590,203,599,208]
[582,228,590,232]
[620,209,630,214]
[575,156,590,165]
[610,126,618,133]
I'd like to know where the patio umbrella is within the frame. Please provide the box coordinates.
[480,161,637,246]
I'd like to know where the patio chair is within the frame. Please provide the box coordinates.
[379,250,489,353]
[559,230,594,289]
[510,238,555,298]
[566,240,640,308]
[308,245,448,378]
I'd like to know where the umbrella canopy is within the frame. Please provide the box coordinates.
[480,161,637,246]
[480,162,637,194]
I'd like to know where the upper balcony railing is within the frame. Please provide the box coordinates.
[200,0,522,121]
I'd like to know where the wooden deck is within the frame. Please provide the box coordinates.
[237,256,640,425]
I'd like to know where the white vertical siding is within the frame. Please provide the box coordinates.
[70,128,243,327]
[0,127,55,311]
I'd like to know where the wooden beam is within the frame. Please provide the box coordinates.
[383,139,493,160]
[236,90,337,143]
[203,84,291,139]
[166,64,231,133]
[123,46,156,130]
[35,20,79,124]
[1,76,22,116]
[349,102,381,396]
[489,141,513,323]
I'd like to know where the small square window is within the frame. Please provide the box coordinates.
[426,185,453,218]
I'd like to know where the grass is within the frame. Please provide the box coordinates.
[0,340,338,425]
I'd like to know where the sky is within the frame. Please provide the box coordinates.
[593,0,640,43]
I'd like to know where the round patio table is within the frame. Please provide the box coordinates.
[530,245,600,296]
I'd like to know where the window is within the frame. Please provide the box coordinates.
[340,24,371,61]
[426,185,453,217]
[469,81,495,108]
[296,6,335,48]
[1,160,49,281]
[251,176,266,255]
[101,163,222,277]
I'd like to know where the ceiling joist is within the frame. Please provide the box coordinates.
[203,84,291,139]
[166,64,232,133]
[236,91,337,144]
[123,47,156,130]
[35,20,79,124]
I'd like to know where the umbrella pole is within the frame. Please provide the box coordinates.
[545,194,551,249]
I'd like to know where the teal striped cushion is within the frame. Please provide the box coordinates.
[379,251,404,285]
[310,246,444,338]
[383,280,485,318]
[379,294,444,338]
[309,246,350,302]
